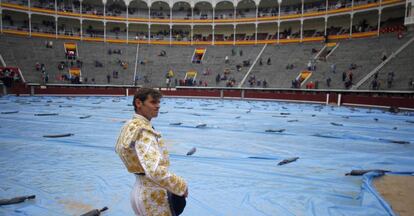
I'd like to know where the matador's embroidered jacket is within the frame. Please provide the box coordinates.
[116,114,187,215]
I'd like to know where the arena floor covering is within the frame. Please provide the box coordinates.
[0,96,413,216]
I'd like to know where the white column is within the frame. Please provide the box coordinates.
[169,24,172,45]
[80,0,82,15]
[80,19,83,40]
[301,0,304,16]
[29,14,32,36]
[126,23,129,43]
[377,9,381,36]
[28,0,31,36]
[350,0,354,37]
[255,4,258,21]
[54,0,57,37]
[255,23,258,44]
[148,25,151,43]
[212,6,215,45]
[170,6,172,21]
[325,0,328,37]
[55,17,58,38]
[0,0,2,33]
[300,19,303,42]
[191,6,194,22]
[191,25,194,45]
[0,6,3,33]
[233,24,236,45]
[212,25,215,45]
[350,13,353,37]
[126,4,129,21]
[277,21,280,44]
[104,21,106,42]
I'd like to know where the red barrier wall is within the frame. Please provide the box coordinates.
[6,85,414,109]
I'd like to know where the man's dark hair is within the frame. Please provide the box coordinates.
[133,88,162,112]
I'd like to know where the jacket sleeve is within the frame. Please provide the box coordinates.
[135,130,187,196]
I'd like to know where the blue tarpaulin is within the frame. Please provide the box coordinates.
[0,96,413,215]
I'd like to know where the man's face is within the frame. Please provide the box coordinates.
[136,95,160,120]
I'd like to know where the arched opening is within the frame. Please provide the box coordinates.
[58,17,81,36]
[150,24,170,41]
[193,25,212,41]
[172,2,192,19]
[235,24,255,40]
[215,25,233,41]
[215,1,234,20]
[258,0,278,18]
[194,1,213,20]
[2,10,29,31]
[303,18,325,38]
[280,21,301,39]
[236,0,256,19]
[172,25,191,41]
[106,22,127,39]
[106,0,127,18]
[258,23,277,40]
[129,23,149,40]
[150,1,170,19]
[82,20,104,38]
[129,0,149,18]
[327,14,350,36]
[31,14,55,34]
[81,0,104,16]
[352,10,378,33]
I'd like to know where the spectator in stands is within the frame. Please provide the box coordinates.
[231,48,236,56]
[236,64,242,72]
[107,74,111,83]
[44,73,49,83]
[91,78,96,84]
[342,71,347,82]
[387,71,394,88]
[259,58,263,66]
[306,81,314,89]
[286,64,294,70]
[409,78,414,89]
[84,77,88,83]
[239,49,243,56]
[76,60,83,68]
[331,63,336,74]
[113,71,119,79]
[225,56,229,64]
[371,79,380,90]
[35,62,41,71]
[45,41,53,48]
[381,51,387,62]
[348,70,353,82]
[41,64,46,74]
[216,74,221,84]
[243,60,251,67]
[307,61,312,71]
[166,77,171,88]
[326,77,331,87]
[95,60,103,67]
[158,50,167,57]
[344,78,352,89]
[263,79,268,88]
[267,58,271,65]
[397,31,404,40]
